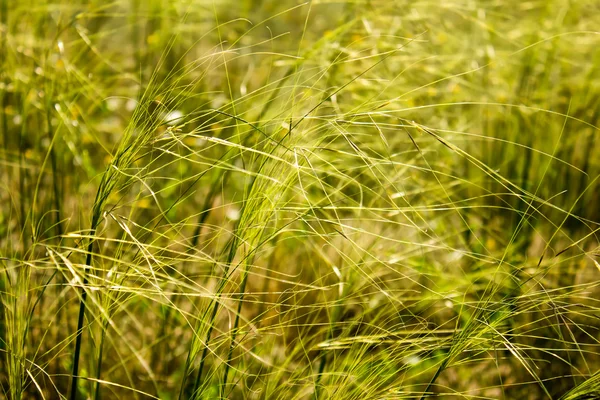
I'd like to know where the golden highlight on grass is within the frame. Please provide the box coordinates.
[0,1,599,399]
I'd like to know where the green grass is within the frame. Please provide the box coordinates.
[1,0,600,399]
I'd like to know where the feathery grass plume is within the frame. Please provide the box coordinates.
[68,75,180,398]
[1,1,600,399]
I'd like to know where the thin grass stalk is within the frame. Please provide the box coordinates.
[314,270,345,399]
[189,145,274,397]
[221,261,250,395]
[183,104,286,397]
[186,237,239,400]
[154,172,222,372]
[46,99,66,378]
[69,95,163,398]
[220,147,295,395]
[18,101,27,254]
[7,260,29,400]
[93,317,108,400]
[69,220,99,400]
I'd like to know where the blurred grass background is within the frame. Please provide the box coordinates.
[0,0,599,399]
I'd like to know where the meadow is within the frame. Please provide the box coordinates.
[1,0,599,399]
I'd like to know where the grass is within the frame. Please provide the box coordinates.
[1,0,600,399]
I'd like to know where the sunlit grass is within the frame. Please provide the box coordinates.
[0,1,599,399]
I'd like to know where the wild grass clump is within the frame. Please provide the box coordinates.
[1,1,599,399]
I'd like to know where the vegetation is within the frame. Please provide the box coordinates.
[1,0,599,399]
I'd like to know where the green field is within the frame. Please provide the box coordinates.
[1,1,599,399]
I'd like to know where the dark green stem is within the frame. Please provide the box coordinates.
[70,224,97,400]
